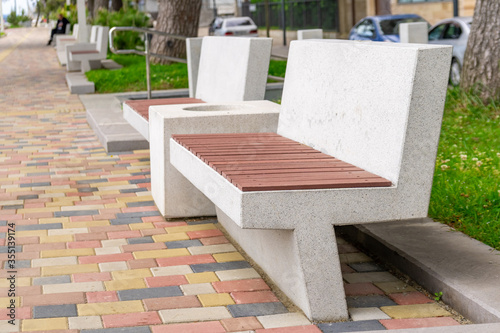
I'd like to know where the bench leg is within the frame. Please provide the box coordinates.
[80,60,91,73]
[215,208,348,321]
[293,224,349,321]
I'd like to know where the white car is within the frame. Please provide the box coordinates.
[208,16,259,37]
[428,17,472,85]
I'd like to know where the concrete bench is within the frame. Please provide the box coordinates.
[57,25,99,66]
[170,39,452,321]
[54,23,77,49]
[122,36,273,140]
[67,26,109,73]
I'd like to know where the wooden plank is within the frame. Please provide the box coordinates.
[235,178,392,191]
[126,98,203,121]
[174,132,392,192]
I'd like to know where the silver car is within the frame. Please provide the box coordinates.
[208,17,259,37]
[428,17,472,85]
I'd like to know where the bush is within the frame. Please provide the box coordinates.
[7,10,31,27]
[93,8,150,51]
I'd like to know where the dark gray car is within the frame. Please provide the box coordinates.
[428,17,472,85]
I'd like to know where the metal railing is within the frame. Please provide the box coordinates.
[109,26,285,99]
[109,26,188,99]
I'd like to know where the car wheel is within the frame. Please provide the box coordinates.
[450,59,461,86]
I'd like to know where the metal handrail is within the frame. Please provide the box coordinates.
[109,26,188,99]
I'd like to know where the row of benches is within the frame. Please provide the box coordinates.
[121,37,452,321]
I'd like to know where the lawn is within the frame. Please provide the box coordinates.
[86,56,500,250]
[429,87,500,250]
[86,54,288,93]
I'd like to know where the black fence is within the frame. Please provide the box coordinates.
[246,0,339,32]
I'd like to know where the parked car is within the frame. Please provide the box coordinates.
[428,17,472,86]
[208,16,258,37]
[349,14,428,42]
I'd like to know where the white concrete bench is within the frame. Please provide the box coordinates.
[123,36,273,140]
[54,23,78,49]
[170,40,452,321]
[297,28,323,40]
[57,25,99,66]
[67,26,109,73]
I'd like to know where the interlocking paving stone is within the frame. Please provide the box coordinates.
[120,188,149,193]
[164,240,203,249]
[33,304,78,318]
[0,246,22,253]
[228,302,288,317]
[127,236,154,244]
[257,313,311,329]
[118,286,183,301]
[116,211,160,219]
[348,262,385,272]
[374,281,417,294]
[81,327,151,333]
[159,307,232,323]
[54,210,100,217]
[33,275,71,285]
[186,219,218,225]
[348,307,392,321]
[190,261,252,273]
[110,217,144,225]
[380,304,453,319]
[317,320,387,332]
[16,223,63,231]
[126,200,156,207]
[379,317,460,329]
[4,259,30,269]
[346,295,397,308]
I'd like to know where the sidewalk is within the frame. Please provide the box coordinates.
[0,27,492,333]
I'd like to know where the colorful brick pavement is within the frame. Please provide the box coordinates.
[0,27,466,332]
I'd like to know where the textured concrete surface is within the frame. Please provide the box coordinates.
[66,73,95,94]
[400,22,429,44]
[297,29,323,39]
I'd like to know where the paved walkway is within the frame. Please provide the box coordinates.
[0,27,466,333]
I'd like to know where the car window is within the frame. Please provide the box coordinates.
[226,18,253,28]
[443,23,462,39]
[379,17,427,35]
[428,24,447,41]
[355,20,376,38]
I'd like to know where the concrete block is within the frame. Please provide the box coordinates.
[66,73,95,94]
[186,37,203,98]
[195,36,272,102]
[171,40,452,321]
[149,100,279,218]
[400,22,429,44]
[297,29,323,40]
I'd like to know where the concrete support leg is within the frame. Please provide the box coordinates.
[81,60,91,73]
[215,207,348,321]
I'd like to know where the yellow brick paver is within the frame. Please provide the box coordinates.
[77,300,144,316]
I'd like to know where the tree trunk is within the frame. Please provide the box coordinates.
[151,0,202,64]
[94,0,108,17]
[111,0,123,12]
[460,0,500,102]
[87,0,94,19]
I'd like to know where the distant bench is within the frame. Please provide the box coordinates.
[170,39,452,321]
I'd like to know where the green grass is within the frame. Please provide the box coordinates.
[86,54,288,93]
[429,87,500,250]
[86,54,189,93]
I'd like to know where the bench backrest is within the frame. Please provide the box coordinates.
[95,26,110,55]
[278,40,451,191]
[89,25,100,44]
[70,23,78,36]
[194,36,272,103]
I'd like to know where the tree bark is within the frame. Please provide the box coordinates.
[94,0,108,17]
[460,0,500,102]
[87,0,94,19]
[111,0,123,12]
[151,0,202,64]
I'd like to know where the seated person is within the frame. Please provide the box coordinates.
[47,14,70,45]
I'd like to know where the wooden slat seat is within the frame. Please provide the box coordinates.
[173,132,392,192]
[71,50,99,55]
[124,98,204,120]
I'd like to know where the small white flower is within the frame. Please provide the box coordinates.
[460,154,467,160]
[472,157,478,161]
[441,164,449,170]
[476,161,483,167]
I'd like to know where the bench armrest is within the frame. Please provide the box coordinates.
[66,43,97,52]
